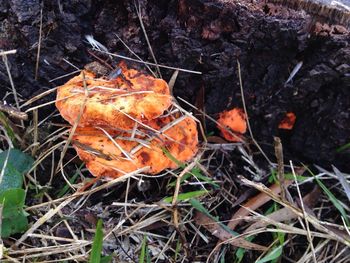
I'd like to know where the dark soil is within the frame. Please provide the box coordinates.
[0,0,349,171]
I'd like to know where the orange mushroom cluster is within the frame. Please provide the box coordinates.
[56,64,198,178]
[217,108,247,142]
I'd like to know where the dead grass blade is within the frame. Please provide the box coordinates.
[94,49,202,75]
[0,50,16,56]
[34,8,43,80]
[237,60,272,165]
[55,71,89,174]
[239,176,350,246]
[194,211,267,251]
[134,0,162,78]
[332,165,350,202]
[291,160,317,263]
[227,180,293,231]
[244,186,320,233]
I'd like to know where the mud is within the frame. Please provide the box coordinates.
[0,0,349,170]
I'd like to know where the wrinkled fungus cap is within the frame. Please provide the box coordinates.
[56,64,198,178]
[72,116,198,178]
[217,108,247,142]
[56,67,172,130]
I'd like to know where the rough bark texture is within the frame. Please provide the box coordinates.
[0,0,349,170]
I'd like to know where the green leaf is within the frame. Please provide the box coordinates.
[163,190,209,203]
[89,219,104,263]
[0,148,34,174]
[0,188,28,237]
[256,245,283,263]
[0,149,34,195]
[163,148,219,189]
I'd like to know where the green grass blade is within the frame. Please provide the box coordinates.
[189,198,239,236]
[89,219,104,263]
[336,142,350,153]
[0,112,17,145]
[315,176,350,226]
[163,190,209,203]
[256,244,283,263]
[139,235,150,263]
[162,147,185,168]
[100,254,113,263]
[56,164,83,197]
[174,239,181,261]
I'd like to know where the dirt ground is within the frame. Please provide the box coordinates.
[1,0,349,168]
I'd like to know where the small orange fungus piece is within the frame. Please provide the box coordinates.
[217,108,247,142]
[278,112,296,130]
[56,63,198,178]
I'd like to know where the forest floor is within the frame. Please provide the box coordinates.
[0,0,349,262]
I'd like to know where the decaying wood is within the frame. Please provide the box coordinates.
[269,0,350,27]
[0,101,28,121]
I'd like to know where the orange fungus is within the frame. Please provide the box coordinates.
[56,63,198,178]
[278,112,296,130]
[56,68,172,130]
[217,108,247,142]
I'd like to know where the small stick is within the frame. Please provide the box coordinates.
[0,101,28,120]
[274,136,285,200]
